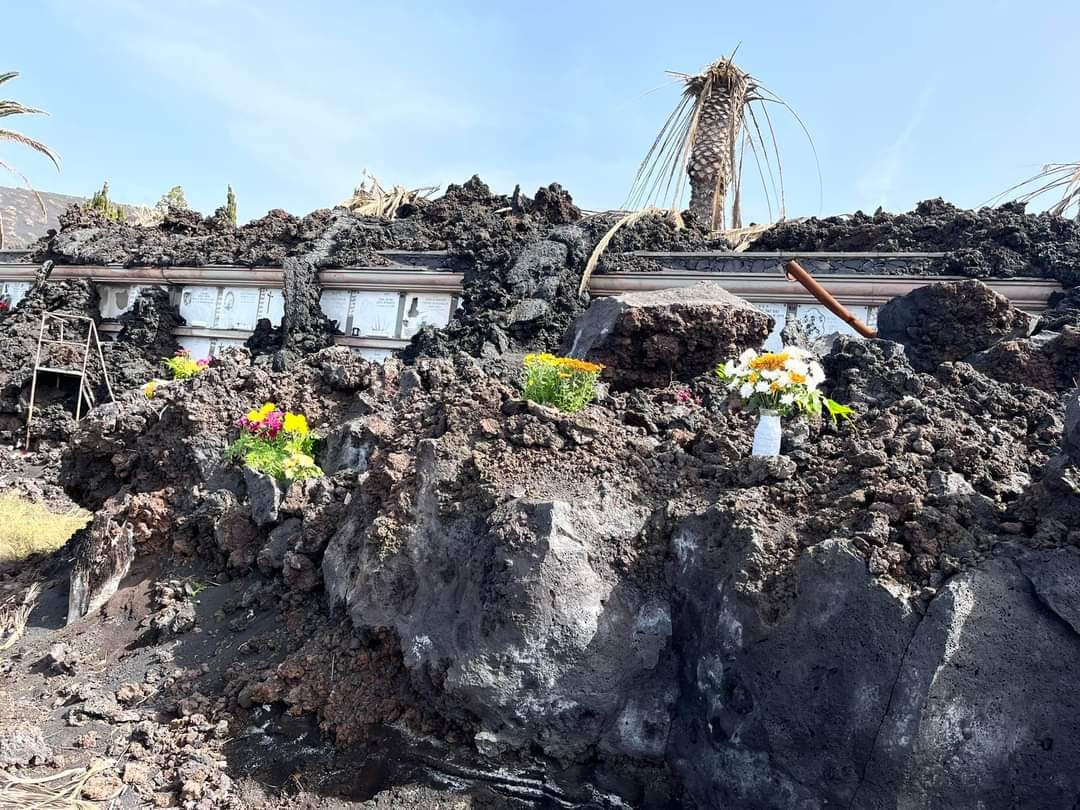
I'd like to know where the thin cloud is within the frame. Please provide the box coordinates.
[857,78,938,210]
[49,0,494,196]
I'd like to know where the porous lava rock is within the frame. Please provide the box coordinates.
[963,284,1080,392]
[967,326,1080,392]
[59,327,1080,807]
[34,182,1080,808]
[876,279,1035,370]
[751,198,1080,286]
[407,223,589,360]
[559,282,773,387]
[0,265,182,444]
[0,265,101,443]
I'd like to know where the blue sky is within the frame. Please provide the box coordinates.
[4,0,1079,224]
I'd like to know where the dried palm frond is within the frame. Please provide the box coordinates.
[994,161,1080,220]
[341,171,439,219]
[0,71,60,248]
[628,51,819,233]
[0,758,120,808]
[724,221,775,252]
[0,582,40,652]
[578,207,682,295]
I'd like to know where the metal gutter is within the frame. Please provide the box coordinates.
[587,271,1060,310]
[0,259,1063,314]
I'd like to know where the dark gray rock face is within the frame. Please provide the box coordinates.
[876,280,1035,371]
[323,438,674,762]
[1032,389,1080,540]
[667,510,1080,810]
[244,467,282,527]
[668,508,919,808]
[407,224,590,361]
[102,285,184,391]
[560,282,773,388]
[853,552,1080,809]
[272,255,338,368]
[1065,389,1080,460]
[68,511,135,623]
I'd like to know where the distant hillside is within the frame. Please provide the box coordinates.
[0,185,84,248]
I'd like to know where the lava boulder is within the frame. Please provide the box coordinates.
[559,282,773,388]
[967,326,1080,392]
[876,280,1035,370]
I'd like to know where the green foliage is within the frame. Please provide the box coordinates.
[824,397,856,424]
[157,185,188,211]
[225,431,323,481]
[522,353,604,414]
[225,403,324,482]
[162,352,205,380]
[88,181,125,222]
[225,184,237,225]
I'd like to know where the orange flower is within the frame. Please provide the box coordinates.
[555,357,604,374]
[790,371,807,384]
[748,352,790,372]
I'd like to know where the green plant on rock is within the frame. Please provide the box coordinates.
[161,349,208,380]
[225,184,237,225]
[88,181,125,222]
[157,185,188,212]
[225,402,324,482]
[522,353,604,413]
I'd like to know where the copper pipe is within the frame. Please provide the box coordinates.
[784,260,879,338]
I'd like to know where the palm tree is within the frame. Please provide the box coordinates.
[629,50,816,232]
[998,162,1080,221]
[0,71,60,247]
[683,58,752,229]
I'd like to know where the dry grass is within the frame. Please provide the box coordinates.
[341,171,438,219]
[0,495,90,562]
[0,759,120,808]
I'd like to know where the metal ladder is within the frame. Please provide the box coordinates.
[24,312,116,450]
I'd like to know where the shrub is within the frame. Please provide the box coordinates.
[225,402,324,481]
[162,349,209,380]
[157,185,188,212]
[225,184,237,225]
[88,181,125,223]
[717,347,854,422]
[522,353,604,413]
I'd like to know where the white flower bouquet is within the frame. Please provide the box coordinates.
[717,347,852,421]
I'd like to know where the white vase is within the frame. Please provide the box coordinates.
[752,410,782,457]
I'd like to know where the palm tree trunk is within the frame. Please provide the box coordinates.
[687,66,750,230]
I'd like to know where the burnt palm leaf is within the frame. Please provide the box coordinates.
[629,54,818,231]
[996,162,1080,220]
